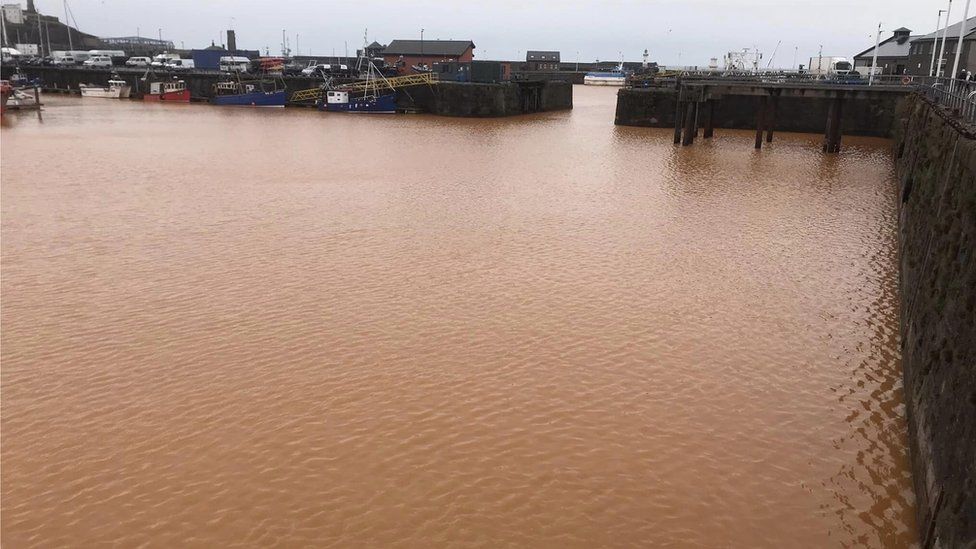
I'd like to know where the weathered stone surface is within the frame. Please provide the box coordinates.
[894,93,976,549]
[407,81,573,117]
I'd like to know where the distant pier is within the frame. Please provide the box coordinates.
[616,76,918,152]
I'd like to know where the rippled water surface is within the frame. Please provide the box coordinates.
[2,87,916,547]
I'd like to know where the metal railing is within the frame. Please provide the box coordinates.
[920,78,976,125]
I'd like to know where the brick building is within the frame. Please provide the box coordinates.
[853,27,919,76]
[382,39,475,75]
[526,51,560,71]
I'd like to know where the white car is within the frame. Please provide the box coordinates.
[55,55,78,66]
[126,57,151,67]
[83,55,114,68]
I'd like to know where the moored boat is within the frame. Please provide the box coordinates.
[320,90,397,114]
[79,79,132,99]
[318,59,398,114]
[144,80,190,102]
[584,68,628,86]
[211,77,287,107]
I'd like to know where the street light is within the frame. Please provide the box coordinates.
[931,9,947,76]
[951,0,973,80]
[936,0,953,77]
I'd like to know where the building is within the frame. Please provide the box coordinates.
[526,50,560,71]
[381,39,475,75]
[2,3,23,24]
[853,27,919,75]
[102,36,176,51]
[904,16,976,76]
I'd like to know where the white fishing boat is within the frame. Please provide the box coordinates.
[584,65,629,86]
[79,79,132,99]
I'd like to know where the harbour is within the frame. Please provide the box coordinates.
[1,1,975,547]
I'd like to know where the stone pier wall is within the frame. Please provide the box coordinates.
[894,93,976,548]
[404,81,573,117]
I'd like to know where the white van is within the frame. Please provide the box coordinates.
[126,56,151,67]
[151,53,181,67]
[55,55,77,66]
[219,56,250,73]
[83,55,113,67]
[165,59,195,71]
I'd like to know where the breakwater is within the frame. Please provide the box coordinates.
[894,93,976,548]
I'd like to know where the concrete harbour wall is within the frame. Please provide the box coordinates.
[894,94,976,548]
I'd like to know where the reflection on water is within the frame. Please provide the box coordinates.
[1,87,916,547]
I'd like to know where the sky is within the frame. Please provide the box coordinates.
[37,0,953,67]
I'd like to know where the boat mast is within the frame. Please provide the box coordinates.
[63,0,73,51]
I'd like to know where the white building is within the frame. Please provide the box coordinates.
[2,3,24,25]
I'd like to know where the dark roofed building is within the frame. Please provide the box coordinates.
[382,39,475,74]
[904,16,976,76]
[526,50,560,71]
[853,27,919,76]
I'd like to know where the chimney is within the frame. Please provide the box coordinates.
[227,30,236,52]
[26,0,36,13]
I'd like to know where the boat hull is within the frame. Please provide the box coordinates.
[145,89,191,102]
[583,77,626,86]
[320,93,397,114]
[211,90,287,107]
[79,85,132,99]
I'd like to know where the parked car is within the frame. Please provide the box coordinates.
[126,56,151,67]
[54,55,78,66]
[165,59,195,71]
[83,55,114,68]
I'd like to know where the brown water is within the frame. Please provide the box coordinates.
[1,87,916,547]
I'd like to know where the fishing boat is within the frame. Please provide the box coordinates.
[318,60,398,114]
[211,76,287,107]
[144,80,190,102]
[79,79,132,99]
[584,65,629,86]
[321,90,397,113]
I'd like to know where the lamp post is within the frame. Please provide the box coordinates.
[420,28,424,61]
[951,0,972,80]
[869,22,882,85]
[937,0,953,77]
[931,9,947,76]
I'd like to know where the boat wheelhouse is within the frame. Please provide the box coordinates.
[145,80,190,102]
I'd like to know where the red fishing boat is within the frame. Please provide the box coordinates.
[144,80,190,102]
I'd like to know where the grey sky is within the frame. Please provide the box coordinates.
[42,1,948,66]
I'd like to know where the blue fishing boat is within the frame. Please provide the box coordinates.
[317,59,399,114]
[211,77,287,107]
[320,90,397,113]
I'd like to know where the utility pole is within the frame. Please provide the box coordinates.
[420,28,424,60]
[793,46,798,71]
[931,9,947,76]
[937,0,953,77]
[576,51,579,71]
[818,44,823,75]
[869,22,882,85]
[951,0,972,80]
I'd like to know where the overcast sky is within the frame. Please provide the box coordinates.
[38,0,952,66]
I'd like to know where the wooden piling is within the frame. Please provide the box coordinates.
[674,101,683,145]
[703,101,715,138]
[682,101,696,146]
[765,95,778,143]
[755,96,768,149]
